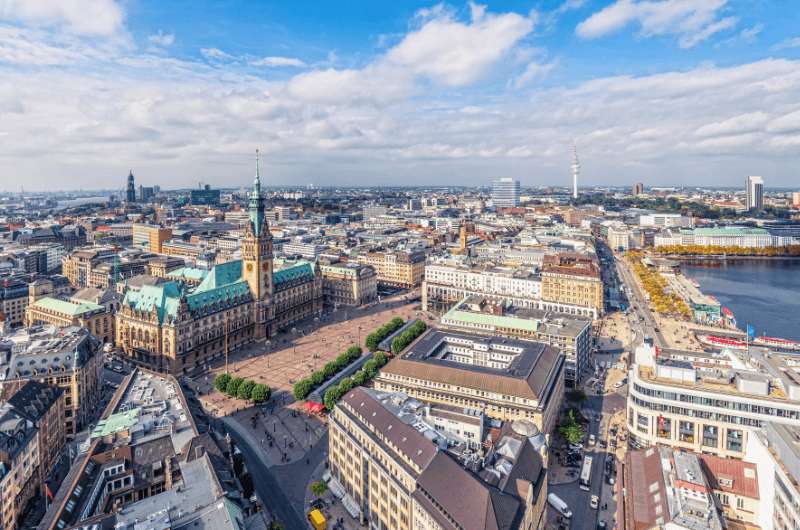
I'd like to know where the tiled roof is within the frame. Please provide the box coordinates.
[699,454,759,499]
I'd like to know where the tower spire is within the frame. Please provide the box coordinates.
[254,148,262,191]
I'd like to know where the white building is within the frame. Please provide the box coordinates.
[639,213,693,228]
[492,177,520,208]
[746,175,764,210]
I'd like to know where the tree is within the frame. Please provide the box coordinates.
[374,352,387,367]
[310,371,325,386]
[225,377,244,397]
[214,373,231,393]
[559,410,585,445]
[324,386,344,411]
[251,383,271,403]
[352,370,368,386]
[237,379,255,401]
[293,379,313,401]
[322,362,337,379]
[310,480,328,498]
[338,377,355,394]
[363,359,379,378]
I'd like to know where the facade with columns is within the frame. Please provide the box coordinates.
[115,154,323,374]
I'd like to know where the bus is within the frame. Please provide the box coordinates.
[579,455,593,491]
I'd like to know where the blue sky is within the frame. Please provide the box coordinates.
[1,0,800,190]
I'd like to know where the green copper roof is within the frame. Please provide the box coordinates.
[274,261,314,284]
[91,408,141,439]
[31,297,104,317]
[442,301,539,332]
[167,267,208,282]
[195,261,242,293]
[123,281,184,323]
[693,227,770,236]
[187,280,251,312]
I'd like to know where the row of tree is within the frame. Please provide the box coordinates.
[323,351,388,410]
[365,317,405,351]
[213,373,272,403]
[390,320,428,354]
[292,345,363,401]
[657,244,800,257]
[627,251,692,320]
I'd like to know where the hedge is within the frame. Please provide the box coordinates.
[324,350,389,411]
[365,317,404,351]
[292,344,362,401]
[391,320,427,354]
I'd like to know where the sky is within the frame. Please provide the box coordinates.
[1,0,800,191]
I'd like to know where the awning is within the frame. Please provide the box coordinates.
[328,477,346,499]
[341,494,361,519]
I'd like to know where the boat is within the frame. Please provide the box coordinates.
[697,334,748,350]
[753,336,800,352]
[721,307,737,327]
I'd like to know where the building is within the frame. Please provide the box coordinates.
[61,247,117,288]
[0,275,31,327]
[37,368,252,530]
[638,213,693,228]
[0,403,39,530]
[320,262,377,307]
[654,226,784,248]
[626,343,800,458]
[540,253,603,318]
[137,185,155,202]
[440,297,592,386]
[131,223,173,253]
[7,380,66,499]
[374,328,564,434]
[617,446,725,530]
[356,250,425,288]
[0,326,103,436]
[793,191,800,208]
[746,175,764,210]
[125,171,136,203]
[190,184,221,205]
[328,387,548,530]
[115,154,323,375]
[492,177,520,208]
[632,182,644,196]
[362,204,388,220]
[26,297,114,344]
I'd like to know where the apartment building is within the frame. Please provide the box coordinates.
[439,297,592,385]
[356,250,425,288]
[540,253,603,318]
[320,262,377,307]
[374,328,564,434]
[0,404,39,530]
[0,326,103,435]
[329,387,547,530]
[627,344,800,458]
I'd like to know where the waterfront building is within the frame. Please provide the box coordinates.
[746,175,764,210]
[0,326,102,436]
[115,154,323,375]
[131,223,173,253]
[38,368,251,530]
[439,297,592,385]
[492,177,520,208]
[328,387,547,530]
[626,343,800,458]
[373,328,564,434]
[540,253,603,318]
[654,226,788,248]
[320,261,377,307]
[356,250,425,288]
[638,213,693,228]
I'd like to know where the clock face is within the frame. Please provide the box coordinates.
[246,263,253,272]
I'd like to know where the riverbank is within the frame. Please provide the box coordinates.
[659,254,800,261]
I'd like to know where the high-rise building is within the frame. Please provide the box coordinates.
[746,175,764,210]
[126,170,136,203]
[491,177,520,208]
[632,182,644,196]
[571,145,580,199]
[792,191,800,208]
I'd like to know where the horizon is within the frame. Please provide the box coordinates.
[1,1,799,190]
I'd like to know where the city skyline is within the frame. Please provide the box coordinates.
[1,1,800,190]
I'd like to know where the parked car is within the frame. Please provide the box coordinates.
[590,495,599,509]
[588,434,596,446]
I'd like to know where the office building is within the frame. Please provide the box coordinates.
[320,262,377,307]
[654,226,788,249]
[356,250,425,288]
[492,177,520,208]
[190,184,221,205]
[540,253,604,318]
[125,171,136,203]
[0,326,103,435]
[137,185,156,202]
[745,175,764,210]
[26,296,114,344]
[61,247,117,288]
[638,213,693,228]
[440,297,592,385]
[374,328,564,434]
[632,182,644,196]
[131,223,173,253]
[329,387,548,530]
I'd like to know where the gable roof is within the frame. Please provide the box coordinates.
[30,297,104,317]
[123,281,183,323]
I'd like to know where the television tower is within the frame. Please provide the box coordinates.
[571,144,580,200]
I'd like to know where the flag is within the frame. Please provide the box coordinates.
[747,324,755,338]
[45,483,54,500]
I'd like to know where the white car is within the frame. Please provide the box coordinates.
[588,434,596,446]
[590,495,599,509]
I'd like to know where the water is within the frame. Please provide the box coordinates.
[683,260,800,341]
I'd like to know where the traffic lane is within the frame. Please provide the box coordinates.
[224,421,306,530]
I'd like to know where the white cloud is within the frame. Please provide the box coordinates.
[148,31,174,47]
[200,47,234,61]
[694,112,769,137]
[772,36,800,51]
[250,56,306,68]
[576,0,737,48]
[511,59,558,89]
[0,0,124,36]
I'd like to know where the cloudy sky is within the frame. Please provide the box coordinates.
[1,0,799,191]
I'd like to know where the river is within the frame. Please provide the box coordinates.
[682,259,800,341]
